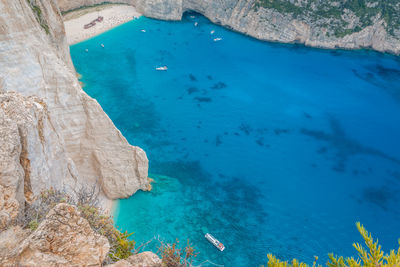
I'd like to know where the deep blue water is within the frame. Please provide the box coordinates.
[70,13,400,266]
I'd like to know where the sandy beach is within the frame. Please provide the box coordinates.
[63,4,141,45]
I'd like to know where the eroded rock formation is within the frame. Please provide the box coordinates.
[0,92,79,229]
[0,203,109,266]
[0,0,150,204]
[0,203,161,266]
[0,0,156,265]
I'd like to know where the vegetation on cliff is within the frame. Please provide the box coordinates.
[10,188,400,266]
[158,239,198,266]
[17,187,197,266]
[262,222,400,267]
[19,187,135,264]
[26,0,50,34]
[254,0,400,38]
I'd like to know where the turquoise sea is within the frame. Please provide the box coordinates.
[70,13,400,266]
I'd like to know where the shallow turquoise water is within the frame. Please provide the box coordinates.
[71,13,400,266]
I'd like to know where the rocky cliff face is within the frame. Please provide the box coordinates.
[0,203,109,266]
[139,0,400,54]
[57,0,400,54]
[57,0,133,12]
[0,0,150,209]
[0,203,161,266]
[0,92,78,229]
[1,1,156,265]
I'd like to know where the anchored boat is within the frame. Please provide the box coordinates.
[205,233,225,251]
[155,66,168,71]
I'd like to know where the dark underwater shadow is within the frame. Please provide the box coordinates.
[300,116,400,173]
[150,159,270,265]
[352,64,400,103]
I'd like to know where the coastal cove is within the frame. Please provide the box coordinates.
[70,13,400,267]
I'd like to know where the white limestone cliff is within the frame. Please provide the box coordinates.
[0,0,150,208]
[0,92,79,229]
[0,1,155,265]
[56,0,400,55]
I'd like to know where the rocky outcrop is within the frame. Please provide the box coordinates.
[0,0,150,203]
[0,226,30,258]
[140,0,400,54]
[0,185,20,230]
[0,203,161,266]
[0,203,109,266]
[135,0,183,21]
[1,1,157,266]
[0,92,79,229]
[106,251,161,267]
[57,0,133,12]
[57,0,400,54]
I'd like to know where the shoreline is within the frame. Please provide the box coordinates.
[63,4,142,45]
[63,5,400,56]
[104,198,116,216]
[110,198,119,219]
[62,4,134,217]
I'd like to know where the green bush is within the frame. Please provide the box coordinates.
[26,0,50,34]
[28,219,39,231]
[158,239,198,267]
[77,204,136,262]
[262,222,400,267]
[21,187,137,264]
[254,0,400,37]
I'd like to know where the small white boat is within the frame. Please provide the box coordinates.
[85,49,89,52]
[190,15,195,19]
[141,29,146,32]
[213,37,222,42]
[194,22,198,27]
[100,44,105,48]
[210,30,215,34]
[155,66,168,71]
[205,233,225,251]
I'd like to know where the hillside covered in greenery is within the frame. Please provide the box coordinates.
[255,0,400,38]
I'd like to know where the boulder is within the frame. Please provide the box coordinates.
[106,251,161,267]
[1,203,109,267]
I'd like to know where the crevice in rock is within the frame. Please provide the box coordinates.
[36,100,47,146]
[18,127,33,204]
[37,114,45,146]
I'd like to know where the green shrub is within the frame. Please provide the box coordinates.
[158,239,198,267]
[112,231,136,261]
[77,204,136,262]
[253,0,400,37]
[26,0,50,34]
[262,222,400,267]
[28,219,39,231]
[21,187,137,264]
[22,187,70,228]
